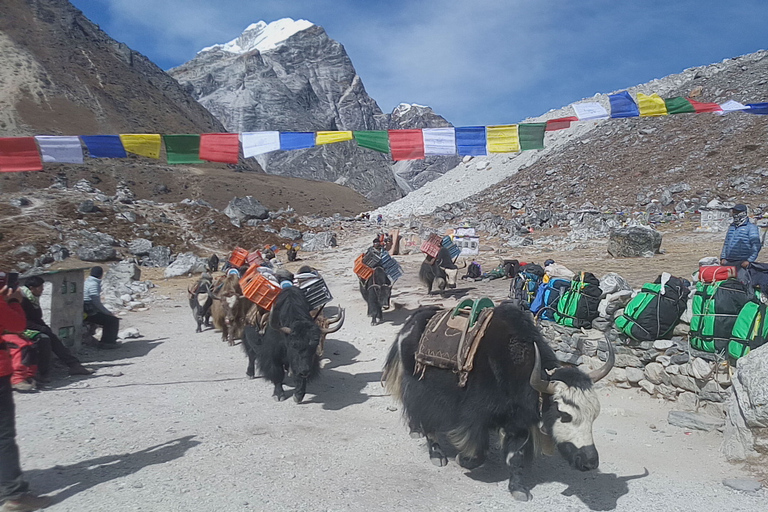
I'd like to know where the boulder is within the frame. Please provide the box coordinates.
[144,246,171,267]
[77,200,98,213]
[302,232,337,251]
[77,245,117,262]
[128,238,153,256]
[607,226,662,258]
[668,411,724,432]
[644,362,667,385]
[103,261,141,299]
[12,245,37,257]
[223,196,269,227]
[164,253,208,278]
[76,230,116,247]
[46,244,70,262]
[279,227,302,240]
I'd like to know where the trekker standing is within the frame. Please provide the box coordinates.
[0,285,51,511]
[720,203,762,282]
[83,267,120,349]
[20,276,92,380]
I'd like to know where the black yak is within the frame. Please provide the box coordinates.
[419,247,463,294]
[359,266,392,325]
[242,286,341,403]
[187,274,213,333]
[383,303,614,501]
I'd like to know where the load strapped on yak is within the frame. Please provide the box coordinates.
[240,265,332,312]
[414,298,495,386]
[614,273,690,342]
[553,272,602,328]
[354,245,402,282]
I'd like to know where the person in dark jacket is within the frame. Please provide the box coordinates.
[20,276,92,380]
[720,204,762,282]
[0,285,52,511]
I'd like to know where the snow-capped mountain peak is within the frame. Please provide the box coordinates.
[200,18,314,55]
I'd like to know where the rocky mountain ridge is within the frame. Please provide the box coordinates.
[170,19,459,205]
[374,50,768,234]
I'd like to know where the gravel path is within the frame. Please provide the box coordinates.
[14,248,765,511]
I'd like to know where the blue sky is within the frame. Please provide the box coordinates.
[70,0,767,126]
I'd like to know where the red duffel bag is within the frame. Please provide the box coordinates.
[699,265,737,284]
[1,334,38,385]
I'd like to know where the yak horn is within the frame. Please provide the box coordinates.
[279,326,292,335]
[320,307,345,334]
[529,343,559,395]
[588,334,616,383]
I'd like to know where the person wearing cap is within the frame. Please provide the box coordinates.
[20,276,92,380]
[83,267,121,348]
[720,204,762,279]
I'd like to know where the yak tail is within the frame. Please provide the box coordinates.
[382,339,405,403]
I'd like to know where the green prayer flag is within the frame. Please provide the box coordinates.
[664,97,695,115]
[163,134,203,164]
[518,123,546,151]
[353,131,390,153]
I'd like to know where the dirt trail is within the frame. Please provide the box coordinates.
[13,228,765,511]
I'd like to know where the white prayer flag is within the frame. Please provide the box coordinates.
[572,102,609,120]
[240,131,280,158]
[718,100,748,115]
[422,127,456,155]
[34,136,83,163]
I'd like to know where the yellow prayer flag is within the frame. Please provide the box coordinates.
[637,93,668,117]
[315,131,353,145]
[119,134,162,159]
[486,125,519,153]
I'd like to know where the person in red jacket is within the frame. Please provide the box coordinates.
[0,285,51,511]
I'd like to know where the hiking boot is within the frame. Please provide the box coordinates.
[11,379,37,393]
[68,363,93,376]
[1,493,52,511]
[35,374,51,384]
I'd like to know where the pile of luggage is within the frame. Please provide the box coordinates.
[354,245,402,283]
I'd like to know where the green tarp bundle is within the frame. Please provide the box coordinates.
[729,301,768,359]
[690,279,755,354]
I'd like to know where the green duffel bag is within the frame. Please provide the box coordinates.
[729,301,768,359]
[554,272,602,329]
[690,279,756,354]
[615,275,689,342]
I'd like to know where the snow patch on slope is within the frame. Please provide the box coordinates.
[200,18,314,55]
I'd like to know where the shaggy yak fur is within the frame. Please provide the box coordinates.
[241,286,323,404]
[359,266,392,325]
[383,303,613,501]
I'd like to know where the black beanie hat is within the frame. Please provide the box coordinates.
[90,266,104,278]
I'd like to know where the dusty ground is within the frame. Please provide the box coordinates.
[13,227,766,511]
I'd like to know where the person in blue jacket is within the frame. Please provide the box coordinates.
[720,204,762,282]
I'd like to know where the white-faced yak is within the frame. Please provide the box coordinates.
[419,247,463,294]
[382,303,614,501]
[359,266,392,325]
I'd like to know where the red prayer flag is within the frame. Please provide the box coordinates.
[388,130,425,161]
[0,137,43,172]
[199,133,240,164]
[687,99,722,113]
[545,116,578,132]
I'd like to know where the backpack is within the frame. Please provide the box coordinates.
[509,271,543,309]
[2,333,38,386]
[728,301,768,359]
[530,278,571,321]
[554,272,602,328]
[614,275,689,341]
[690,278,756,354]
[465,262,482,280]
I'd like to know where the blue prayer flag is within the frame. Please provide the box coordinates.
[80,135,127,158]
[745,103,768,115]
[455,126,487,156]
[609,91,639,118]
[279,132,315,151]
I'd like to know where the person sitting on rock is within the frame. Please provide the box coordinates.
[720,204,762,282]
[83,266,120,349]
[20,276,92,380]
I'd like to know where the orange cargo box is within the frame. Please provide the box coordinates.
[228,247,249,268]
[354,254,374,280]
[240,271,281,310]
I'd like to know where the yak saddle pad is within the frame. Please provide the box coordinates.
[415,298,495,387]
